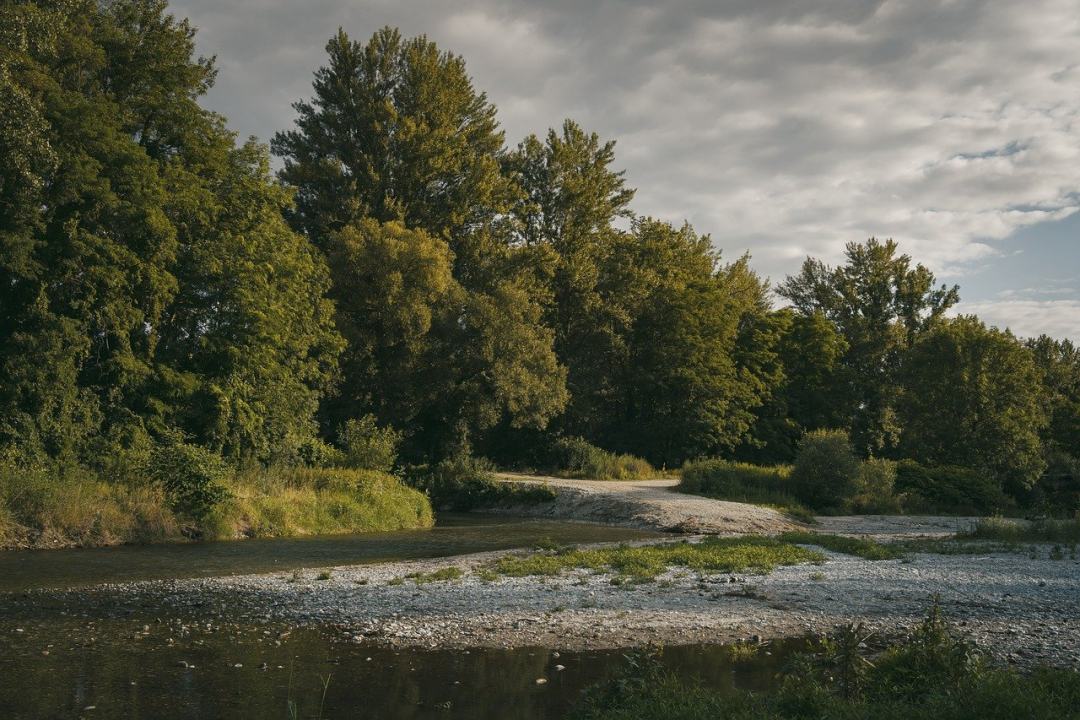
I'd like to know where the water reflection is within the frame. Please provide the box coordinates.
[0,618,805,719]
[0,514,658,592]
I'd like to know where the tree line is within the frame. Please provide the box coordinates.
[2,1,1077,514]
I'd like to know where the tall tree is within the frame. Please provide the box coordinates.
[593,220,778,465]
[0,0,340,469]
[504,120,636,440]
[898,316,1047,496]
[271,26,517,281]
[778,238,959,455]
[274,28,567,457]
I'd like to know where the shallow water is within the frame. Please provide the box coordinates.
[0,514,658,592]
[0,617,806,719]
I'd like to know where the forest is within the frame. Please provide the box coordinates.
[2,0,1078,548]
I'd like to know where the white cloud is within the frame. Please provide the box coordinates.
[957,300,1080,342]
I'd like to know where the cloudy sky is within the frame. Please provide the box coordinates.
[172,0,1080,341]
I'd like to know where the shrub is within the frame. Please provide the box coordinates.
[405,456,556,511]
[549,436,655,480]
[790,430,860,510]
[895,460,1012,515]
[338,415,402,472]
[678,459,813,521]
[849,458,902,513]
[297,438,346,468]
[147,442,230,521]
[203,467,433,539]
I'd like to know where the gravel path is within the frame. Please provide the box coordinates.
[21,536,1079,669]
[495,474,804,534]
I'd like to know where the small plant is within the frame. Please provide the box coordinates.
[338,415,401,472]
[779,531,902,560]
[411,566,463,584]
[809,571,826,581]
[316,570,332,581]
[387,576,405,586]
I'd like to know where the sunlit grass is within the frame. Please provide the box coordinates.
[489,537,824,580]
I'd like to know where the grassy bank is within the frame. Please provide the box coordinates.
[0,464,432,550]
[571,608,1080,720]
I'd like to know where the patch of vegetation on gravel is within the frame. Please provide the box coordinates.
[571,605,1080,720]
[489,538,824,580]
[960,517,1080,544]
[779,531,903,560]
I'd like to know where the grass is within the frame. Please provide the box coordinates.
[0,461,434,549]
[959,516,1080,544]
[488,537,825,581]
[550,437,657,480]
[203,468,433,540]
[405,566,464,584]
[406,457,557,511]
[778,531,903,560]
[678,459,816,523]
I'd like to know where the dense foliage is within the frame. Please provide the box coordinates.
[2,0,1078,548]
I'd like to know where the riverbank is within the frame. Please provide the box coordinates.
[11,534,1079,670]
[0,468,433,551]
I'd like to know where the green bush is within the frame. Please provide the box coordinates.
[204,467,433,539]
[895,460,1013,515]
[849,458,902,513]
[297,438,347,468]
[678,459,812,521]
[790,430,860,510]
[549,436,655,480]
[405,456,556,511]
[147,442,230,521]
[338,415,402,472]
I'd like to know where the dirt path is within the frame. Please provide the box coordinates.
[495,474,804,535]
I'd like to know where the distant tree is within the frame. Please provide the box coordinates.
[740,309,849,463]
[779,238,959,455]
[898,316,1048,496]
[594,220,777,466]
[1027,335,1080,460]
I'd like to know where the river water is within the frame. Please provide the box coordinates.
[0,514,799,718]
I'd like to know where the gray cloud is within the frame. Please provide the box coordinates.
[173,0,1080,339]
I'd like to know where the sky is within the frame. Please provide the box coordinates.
[172,0,1080,341]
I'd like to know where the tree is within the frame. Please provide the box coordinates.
[779,238,959,455]
[0,0,340,470]
[592,220,778,466]
[898,316,1047,496]
[271,26,517,280]
[504,120,637,441]
[274,29,567,458]
[739,309,849,463]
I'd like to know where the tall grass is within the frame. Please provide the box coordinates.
[678,459,814,522]
[0,460,432,549]
[550,437,656,480]
[959,516,1080,544]
[203,468,433,540]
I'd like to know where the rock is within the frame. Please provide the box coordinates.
[555,664,566,672]
[535,678,548,685]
